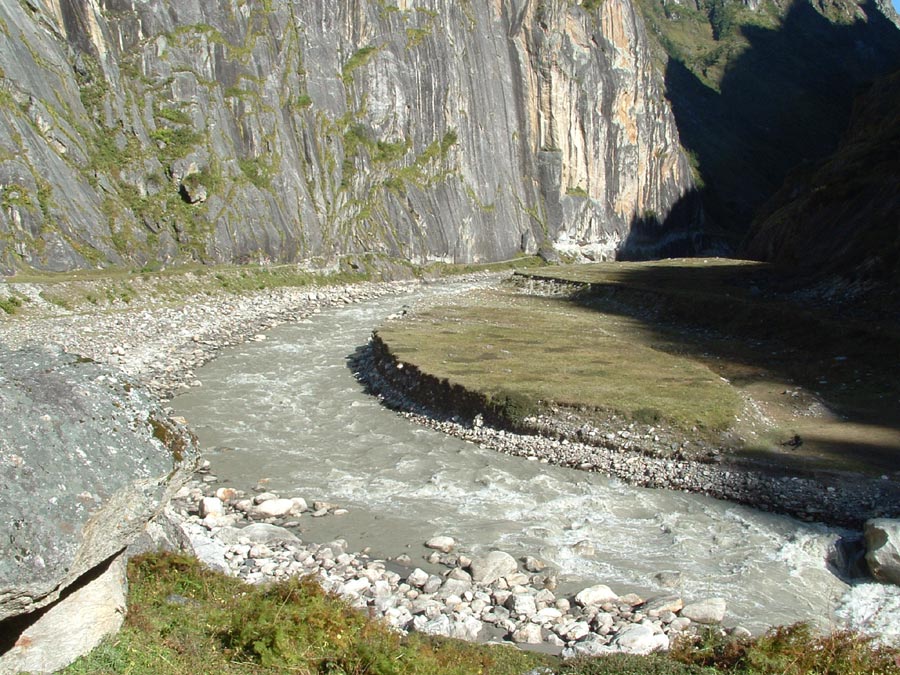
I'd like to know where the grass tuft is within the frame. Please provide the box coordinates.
[0,295,23,314]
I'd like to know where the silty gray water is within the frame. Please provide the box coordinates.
[172,281,899,637]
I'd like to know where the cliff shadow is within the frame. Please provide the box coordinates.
[660,0,900,235]
[556,259,900,477]
[617,188,730,259]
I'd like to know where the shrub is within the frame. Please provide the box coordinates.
[0,296,23,314]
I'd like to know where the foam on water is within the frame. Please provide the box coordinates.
[173,282,895,638]
[836,584,900,643]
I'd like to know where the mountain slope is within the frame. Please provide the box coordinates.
[742,69,900,304]
[636,0,900,241]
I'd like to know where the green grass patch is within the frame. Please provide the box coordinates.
[342,45,381,84]
[0,256,539,323]
[377,287,741,434]
[0,295,23,314]
[420,254,545,278]
[237,157,274,190]
[150,127,204,165]
[62,553,552,675]
[516,260,900,474]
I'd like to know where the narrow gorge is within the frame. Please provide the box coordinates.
[2,0,900,671]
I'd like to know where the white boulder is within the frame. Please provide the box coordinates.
[575,583,619,607]
[680,597,727,624]
[470,550,518,585]
[865,519,900,585]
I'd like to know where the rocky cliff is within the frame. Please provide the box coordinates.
[0,0,695,274]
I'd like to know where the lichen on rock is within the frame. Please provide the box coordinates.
[0,344,198,670]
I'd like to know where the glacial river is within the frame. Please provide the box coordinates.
[172,281,900,639]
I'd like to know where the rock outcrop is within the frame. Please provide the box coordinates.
[864,519,900,585]
[0,0,695,273]
[0,345,198,673]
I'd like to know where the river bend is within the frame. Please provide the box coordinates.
[172,281,900,638]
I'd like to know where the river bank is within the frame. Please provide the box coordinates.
[7,270,895,531]
[0,271,741,655]
[354,333,900,529]
[2,270,898,651]
[0,274,427,400]
[161,469,736,657]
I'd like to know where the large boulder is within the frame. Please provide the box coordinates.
[575,584,619,607]
[680,597,727,625]
[0,346,198,671]
[864,519,900,585]
[0,554,127,675]
[469,550,518,586]
[612,624,670,655]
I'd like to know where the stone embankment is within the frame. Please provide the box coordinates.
[165,470,739,657]
[353,333,900,529]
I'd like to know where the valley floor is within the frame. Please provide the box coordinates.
[2,260,898,526]
[2,260,900,671]
[363,260,900,527]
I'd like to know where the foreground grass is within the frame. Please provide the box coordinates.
[377,287,742,435]
[64,553,552,675]
[63,553,900,675]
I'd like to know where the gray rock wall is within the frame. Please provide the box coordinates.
[0,0,695,272]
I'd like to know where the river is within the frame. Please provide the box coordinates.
[172,280,900,639]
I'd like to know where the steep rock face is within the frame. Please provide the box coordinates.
[0,0,694,273]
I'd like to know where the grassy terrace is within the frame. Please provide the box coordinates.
[64,553,900,675]
[377,288,741,435]
[376,259,900,475]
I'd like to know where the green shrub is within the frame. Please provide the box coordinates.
[342,45,380,84]
[489,388,538,425]
[670,623,900,675]
[0,296,22,314]
[562,652,710,674]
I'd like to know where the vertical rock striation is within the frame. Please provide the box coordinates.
[0,0,695,273]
